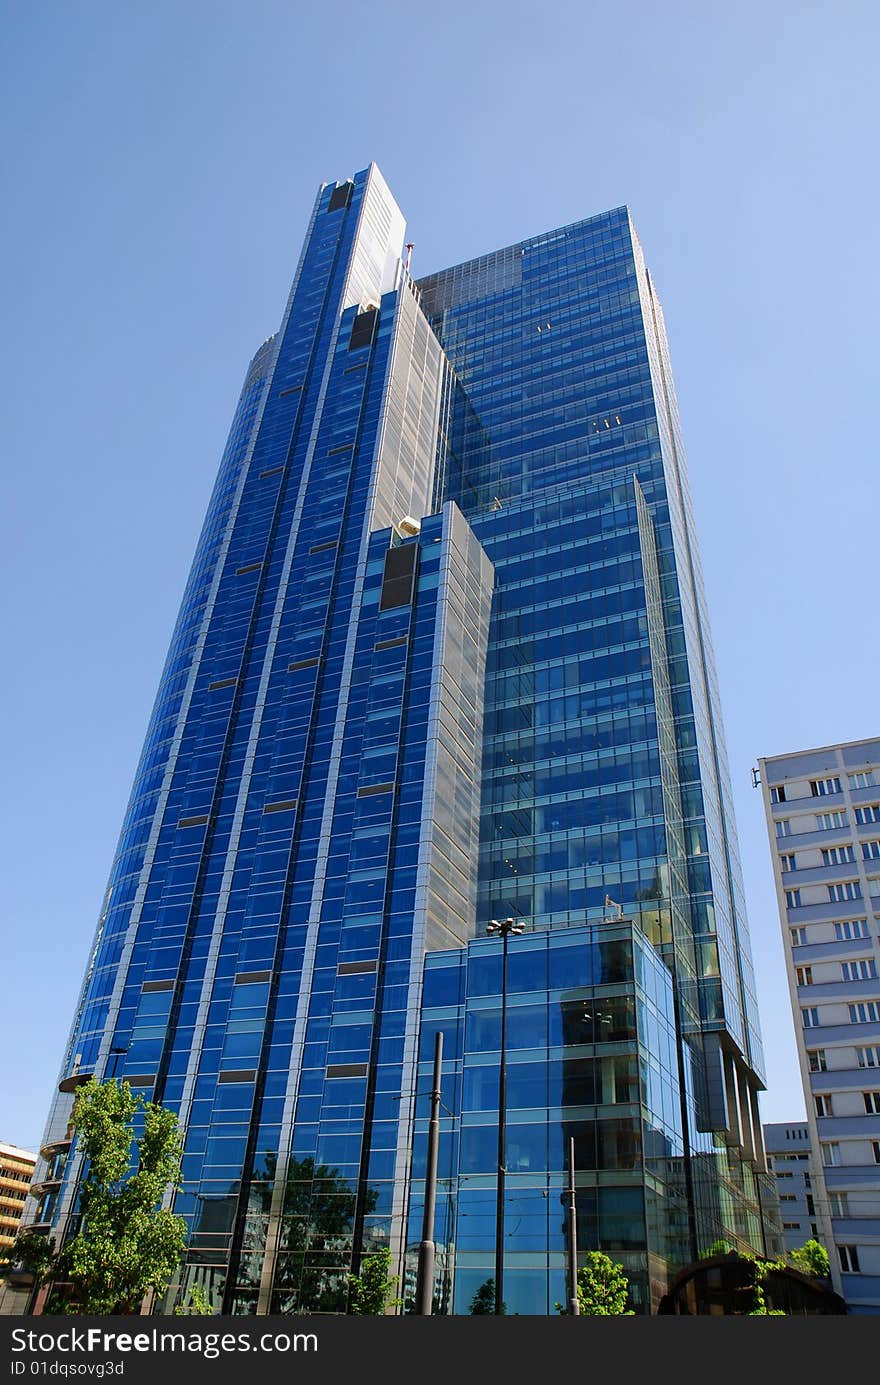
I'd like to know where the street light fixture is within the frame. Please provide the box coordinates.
[486,916,525,1316]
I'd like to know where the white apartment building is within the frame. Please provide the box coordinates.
[764,1121,816,1252]
[758,736,880,1314]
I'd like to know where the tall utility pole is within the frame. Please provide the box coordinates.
[566,1136,580,1314]
[415,1030,443,1314]
[486,917,525,1315]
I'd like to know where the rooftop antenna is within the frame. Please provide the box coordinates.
[404,243,414,274]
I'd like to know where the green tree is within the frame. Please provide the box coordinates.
[173,1283,215,1316]
[0,1228,55,1293]
[704,1238,735,1258]
[469,1277,504,1314]
[787,1239,830,1278]
[571,1251,633,1315]
[252,1153,379,1313]
[747,1256,787,1315]
[5,1078,187,1315]
[347,1246,401,1315]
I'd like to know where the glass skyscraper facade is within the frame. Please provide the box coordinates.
[29,165,776,1315]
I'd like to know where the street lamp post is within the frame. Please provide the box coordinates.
[486,916,525,1316]
[416,1030,443,1314]
[566,1136,580,1314]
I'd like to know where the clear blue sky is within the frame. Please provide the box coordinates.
[2,1,877,1149]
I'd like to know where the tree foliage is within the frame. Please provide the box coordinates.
[5,1079,186,1315]
[0,1228,55,1289]
[469,1277,504,1314]
[347,1246,400,1315]
[571,1251,633,1315]
[746,1256,787,1315]
[253,1153,379,1313]
[173,1283,215,1316]
[787,1239,830,1279]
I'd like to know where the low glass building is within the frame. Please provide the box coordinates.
[409,922,778,1315]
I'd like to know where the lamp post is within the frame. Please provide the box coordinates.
[415,1030,443,1314]
[566,1135,579,1314]
[486,916,525,1316]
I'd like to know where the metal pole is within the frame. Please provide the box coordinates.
[495,928,508,1315]
[567,1136,579,1314]
[416,1030,443,1315]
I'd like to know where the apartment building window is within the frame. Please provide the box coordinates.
[829,881,862,902]
[874,1141,880,1165]
[849,770,876,790]
[835,919,869,941]
[786,889,802,909]
[822,1142,841,1166]
[811,777,842,797]
[830,1192,849,1217]
[814,1094,832,1117]
[838,1245,860,1272]
[854,803,880,825]
[857,1045,880,1067]
[796,966,813,986]
[790,926,808,945]
[771,785,787,804]
[802,1007,820,1028]
[779,1193,797,1203]
[849,1001,880,1024]
[862,840,880,861]
[808,1049,827,1072]
[862,1091,880,1114]
[776,817,792,837]
[817,810,848,830]
[869,878,880,899]
[780,853,797,872]
[842,959,878,981]
[822,844,855,866]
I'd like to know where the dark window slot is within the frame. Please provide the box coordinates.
[375,636,407,651]
[208,678,237,691]
[142,979,174,993]
[326,1063,368,1079]
[263,799,298,814]
[379,542,418,611]
[327,443,353,455]
[288,658,320,672]
[343,362,368,373]
[348,306,378,351]
[179,815,209,828]
[124,1075,156,1088]
[356,783,394,797]
[309,541,337,554]
[236,562,263,576]
[327,182,353,212]
[218,1070,257,1084]
[278,385,302,397]
[259,466,285,478]
[234,970,272,985]
[337,960,378,975]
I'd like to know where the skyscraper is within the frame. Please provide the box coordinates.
[758,737,880,1313]
[28,165,774,1314]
